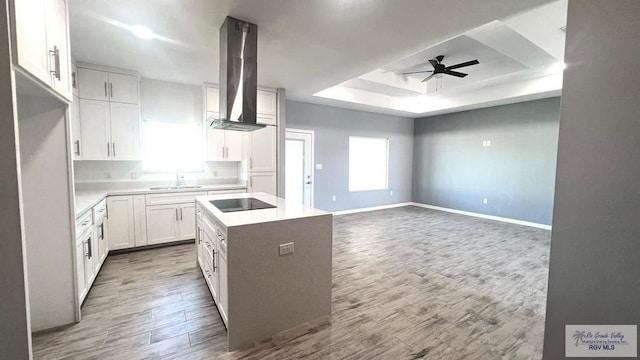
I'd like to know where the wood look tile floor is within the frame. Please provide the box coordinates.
[33,206,550,360]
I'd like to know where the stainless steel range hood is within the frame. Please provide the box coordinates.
[209,17,265,132]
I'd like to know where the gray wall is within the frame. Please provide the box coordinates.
[286,100,414,212]
[0,2,32,358]
[543,1,640,358]
[413,97,560,225]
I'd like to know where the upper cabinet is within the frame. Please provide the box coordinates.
[78,68,139,104]
[11,0,72,101]
[75,65,141,161]
[257,90,277,117]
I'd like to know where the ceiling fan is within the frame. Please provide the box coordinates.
[403,55,479,82]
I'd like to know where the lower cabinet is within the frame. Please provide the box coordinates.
[75,239,87,302]
[106,196,136,250]
[146,202,198,245]
[199,211,229,326]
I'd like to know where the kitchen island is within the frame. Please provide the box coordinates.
[194,192,333,351]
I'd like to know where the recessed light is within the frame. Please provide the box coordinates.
[130,25,154,40]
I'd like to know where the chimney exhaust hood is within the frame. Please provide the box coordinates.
[209,17,265,132]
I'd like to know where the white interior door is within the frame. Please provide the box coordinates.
[285,129,313,207]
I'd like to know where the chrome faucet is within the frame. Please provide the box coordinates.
[175,169,184,186]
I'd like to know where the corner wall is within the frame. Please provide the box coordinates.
[286,100,414,212]
[543,1,640,358]
[413,97,560,225]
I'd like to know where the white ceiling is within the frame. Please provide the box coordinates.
[69,0,566,117]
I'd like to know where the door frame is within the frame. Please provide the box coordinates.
[285,128,315,207]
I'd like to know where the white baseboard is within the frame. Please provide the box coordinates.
[332,202,413,216]
[411,202,552,230]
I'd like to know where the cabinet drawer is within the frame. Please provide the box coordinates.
[92,199,107,221]
[145,191,206,205]
[76,211,93,239]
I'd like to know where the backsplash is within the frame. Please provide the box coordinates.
[73,161,239,184]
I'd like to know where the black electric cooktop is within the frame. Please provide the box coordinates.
[210,197,276,213]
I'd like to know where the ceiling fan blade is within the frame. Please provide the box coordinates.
[428,59,439,68]
[444,70,468,78]
[445,59,479,70]
[421,74,435,82]
[402,70,434,75]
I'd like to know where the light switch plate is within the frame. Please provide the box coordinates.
[279,242,294,256]
[315,163,323,170]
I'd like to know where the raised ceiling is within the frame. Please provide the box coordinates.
[69,0,566,117]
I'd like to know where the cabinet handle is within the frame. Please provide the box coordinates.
[221,146,224,159]
[107,142,110,157]
[225,146,229,158]
[175,208,179,221]
[197,227,201,243]
[249,157,253,169]
[212,250,216,272]
[112,143,116,158]
[104,82,108,97]
[87,238,92,259]
[180,208,183,221]
[110,83,113,98]
[98,223,104,240]
[49,46,60,81]
[74,140,81,156]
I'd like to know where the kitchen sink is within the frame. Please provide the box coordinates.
[149,185,203,190]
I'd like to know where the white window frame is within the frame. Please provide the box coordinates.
[348,136,389,192]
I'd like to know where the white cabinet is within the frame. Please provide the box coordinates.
[78,100,140,160]
[77,66,141,161]
[249,172,277,196]
[75,240,87,302]
[217,232,228,324]
[146,204,181,245]
[257,90,277,117]
[11,0,72,100]
[133,195,147,247]
[199,210,228,326]
[70,96,81,160]
[78,68,139,104]
[145,192,204,245]
[109,102,141,160]
[206,113,243,161]
[107,196,136,250]
[247,125,277,172]
[79,99,110,160]
[205,87,219,113]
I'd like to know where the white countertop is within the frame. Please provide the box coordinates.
[196,192,330,228]
[75,183,247,218]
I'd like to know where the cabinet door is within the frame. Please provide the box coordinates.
[256,90,277,115]
[12,0,49,85]
[108,73,138,104]
[218,240,228,325]
[99,217,108,263]
[179,203,196,240]
[206,123,226,161]
[75,241,87,302]
[250,125,277,172]
[90,231,99,283]
[70,96,82,160]
[225,130,243,161]
[107,196,136,250]
[146,204,180,245]
[249,172,277,196]
[79,99,110,160]
[45,0,72,100]
[78,68,109,101]
[133,195,147,247]
[205,87,219,113]
[84,236,96,287]
[110,102,140,160]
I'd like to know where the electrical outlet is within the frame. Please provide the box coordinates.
[315,163,323,170]
[279,242,294,256]
[483,197,488,204]
[390,190,393,196]
[332,195,336,201]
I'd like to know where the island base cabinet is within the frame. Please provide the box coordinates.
[218,245,228,325]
